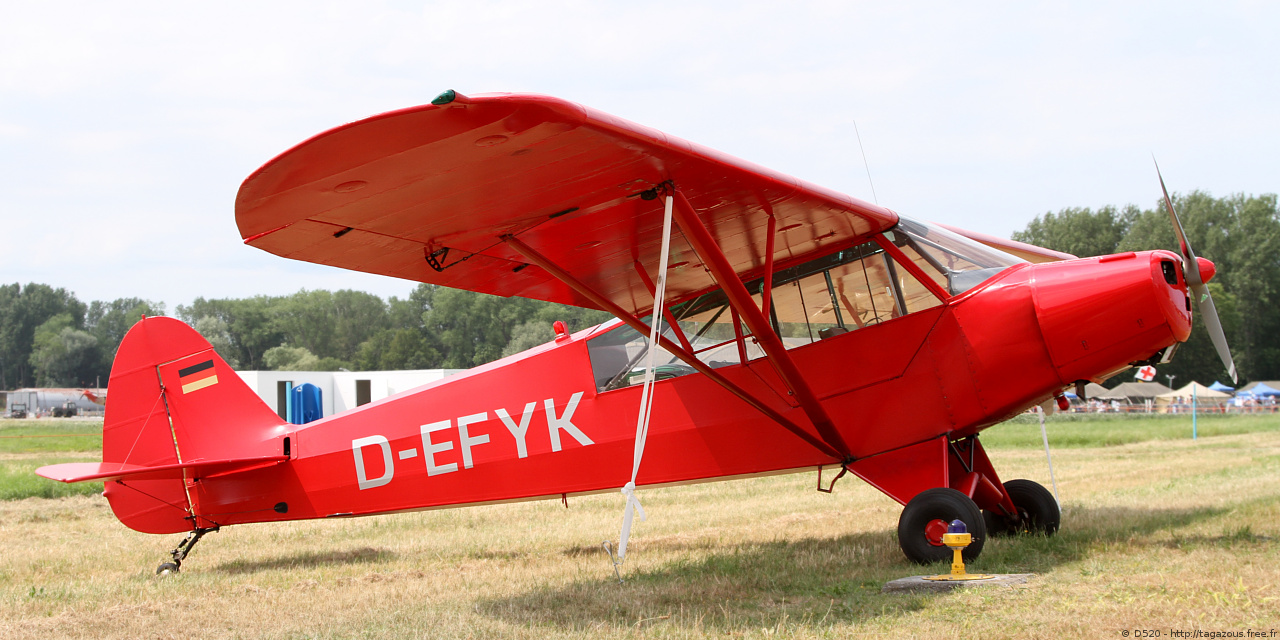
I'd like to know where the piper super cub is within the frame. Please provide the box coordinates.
[39,91,1235,574]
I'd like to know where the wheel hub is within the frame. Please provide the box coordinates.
[924,518,949,546]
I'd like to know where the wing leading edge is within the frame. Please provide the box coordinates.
[235,92,898,317]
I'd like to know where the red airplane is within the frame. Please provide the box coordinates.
[38,92,1235,575]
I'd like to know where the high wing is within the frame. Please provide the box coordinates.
[235,92,898,316]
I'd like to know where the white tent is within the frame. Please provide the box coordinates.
[1155,382,1231,412]
[1097,381,1172,402]
[1157,382,1232,399]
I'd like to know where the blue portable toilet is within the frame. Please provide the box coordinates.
[289,383,323,424]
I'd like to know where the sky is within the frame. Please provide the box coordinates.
[2,1,1277,313]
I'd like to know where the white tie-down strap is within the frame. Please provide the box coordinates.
[1038,406,1061,506]
[617,481,647,559]
[616,193,674,562]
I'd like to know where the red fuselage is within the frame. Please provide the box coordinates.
[149,248,1191,531]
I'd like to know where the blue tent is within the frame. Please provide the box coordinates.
[1244,382,1280,398]
[1209,381,1235,393]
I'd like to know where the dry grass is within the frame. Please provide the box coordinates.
[2,420,1278,639]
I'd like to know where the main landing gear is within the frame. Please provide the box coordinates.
[895,480,1058,565]
[156,526,218,575]
[898,488,986,564]
[984,479,1060,537]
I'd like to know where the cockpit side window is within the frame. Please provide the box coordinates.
[767,237,948,348]
[586,318,688,392]
[586,227,963,391]
[587,293,761,393]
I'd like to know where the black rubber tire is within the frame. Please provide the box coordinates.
[897,487,986,565]
[156,562,180,576]
[983,479,1060,537]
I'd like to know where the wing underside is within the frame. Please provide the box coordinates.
[235,93,899,316]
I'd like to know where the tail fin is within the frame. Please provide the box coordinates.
[38,317,287,534]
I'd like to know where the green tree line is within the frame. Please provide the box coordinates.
[1013,191,1280,387]
[4,191,1272,390]
[0,283,610,389]
[0,285,163,389]
[176,285,610,373]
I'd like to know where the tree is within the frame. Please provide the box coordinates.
[501,320,555,358]
[499,305,613,358]
[272,289,390,364]
[417,285,611,369]
[29,314,100,387]
[1117,192,1280,383]
[85,297,165,377]
[420,287,534,368]
[177,297,283,371]
[193,316,240,369]
[0,283,87,389]
[356,328,441,370]
[1011,205,1139,258]
[263,345,311,370]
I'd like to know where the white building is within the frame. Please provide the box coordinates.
[234,369,465,420]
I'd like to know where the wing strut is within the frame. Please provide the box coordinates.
[500,238,841,460]
[669,191,854,460]
[761,212,778,319]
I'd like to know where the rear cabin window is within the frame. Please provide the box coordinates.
[587,234,947,392]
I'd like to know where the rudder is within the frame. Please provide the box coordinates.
[98,317,287,534]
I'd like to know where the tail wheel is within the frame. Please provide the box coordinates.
[983,479,1060,537]
[897,488,986,565]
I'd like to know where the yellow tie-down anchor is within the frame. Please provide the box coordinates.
[924,520,994,582]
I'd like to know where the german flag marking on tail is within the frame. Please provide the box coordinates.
[178,359,218,394]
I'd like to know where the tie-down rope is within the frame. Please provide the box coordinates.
[1038,405,1061,506]
[614,193,675,567]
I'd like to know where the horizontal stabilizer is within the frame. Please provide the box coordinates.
[37,455,289,484]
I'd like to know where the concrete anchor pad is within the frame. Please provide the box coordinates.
[882,573,1034,593]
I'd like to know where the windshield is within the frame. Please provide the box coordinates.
[890,218,1025,295]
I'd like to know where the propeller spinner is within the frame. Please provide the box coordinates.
[1155,160,1238,384]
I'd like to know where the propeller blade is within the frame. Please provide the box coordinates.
[1154,158,1237,383]
[1191,283,1238,384]
[1154,158,1200,285]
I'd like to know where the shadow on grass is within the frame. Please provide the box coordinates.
[477,502,1233,634]
[977,503,1231,572]
[213,546,394,575]
[481,529,926,633]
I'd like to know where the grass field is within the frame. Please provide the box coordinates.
[1,414,1278,639]
[0,418,103,500]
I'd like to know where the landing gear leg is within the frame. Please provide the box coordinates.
[156,526,218,575]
